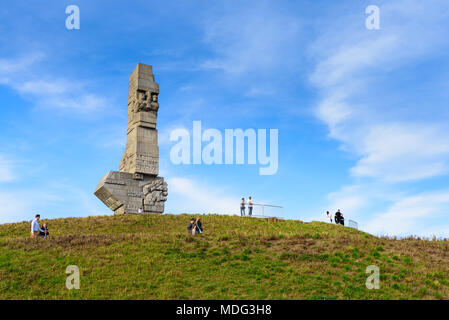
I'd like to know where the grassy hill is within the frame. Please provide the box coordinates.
[0,214,448,300]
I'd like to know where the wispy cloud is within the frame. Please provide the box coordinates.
[310,0,449,235]
[166,176,238,215]
[350,123,449,182]
[0,53,44,77]
[321,183,449,237]
[201,4,301,75]
[0,53,110,113]
[311,1,449,183]
[366,190,449,236]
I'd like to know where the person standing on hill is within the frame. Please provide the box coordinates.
[240,198,246,216]
[248,197,254,217]
[326,211,332,223]
[30,214,44,238]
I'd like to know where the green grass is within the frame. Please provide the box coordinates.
[0,214,448,300]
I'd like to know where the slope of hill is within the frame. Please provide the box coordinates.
[0,214,448,300]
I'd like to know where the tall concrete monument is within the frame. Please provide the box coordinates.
[94,63,168,215]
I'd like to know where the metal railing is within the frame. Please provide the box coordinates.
[244,203,284,219]
[348,219,358,229]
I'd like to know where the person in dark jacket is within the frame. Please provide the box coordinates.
[339,212,345,226]
[335,210,345,225]
[39,223,50,238]
[195,217,203,234]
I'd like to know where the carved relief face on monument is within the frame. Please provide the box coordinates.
[132,89,159,113]
[150,93,159,112]
[136,89,151,112]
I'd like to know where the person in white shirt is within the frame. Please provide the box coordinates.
[326,211,332,223]
[31,214,44,238]
[138,208,143,214]
[248,197,254,217]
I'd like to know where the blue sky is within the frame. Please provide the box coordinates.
[1,0,449,237]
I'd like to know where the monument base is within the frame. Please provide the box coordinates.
[95,171,168,215]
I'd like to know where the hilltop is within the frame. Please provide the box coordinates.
[0,214,448,300]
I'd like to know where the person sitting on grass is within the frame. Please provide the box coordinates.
[195,217,203,234]
[339,212,345,226]
[39,223,49,238]
[187,218,195,235]
[31,214,44,238]
[334,209,345,226]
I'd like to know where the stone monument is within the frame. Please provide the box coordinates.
[94,63,168,215]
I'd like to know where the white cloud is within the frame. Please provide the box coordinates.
[37,93,109,112]
[0,53,110,113]
[327,185,368,215]
[322,185,449,237]
[310,1,449,176]
[0,53,44,78]
[19,79,69,95]
[311,1,449,183]
[366,190,449,236]
[311,35,399,89]
[351,124,449,182]
[310,0,449,236]
[165,177,238,215]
